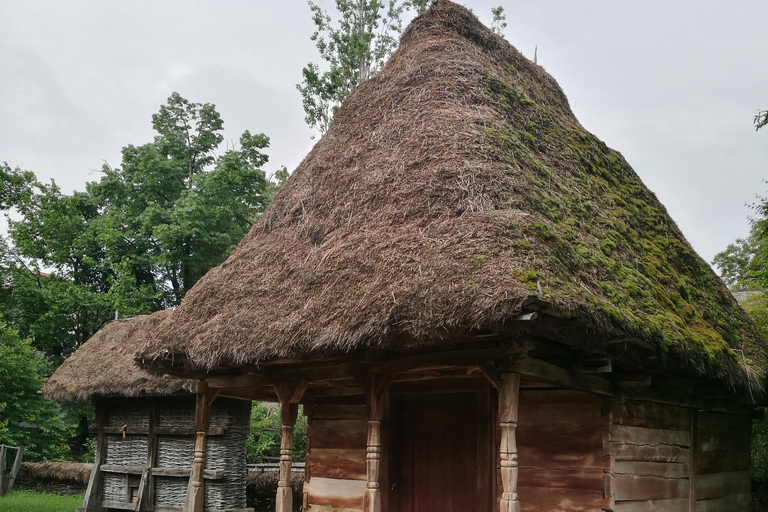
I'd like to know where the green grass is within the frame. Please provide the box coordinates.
[0,490,83,512]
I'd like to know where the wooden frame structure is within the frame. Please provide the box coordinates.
[190,332,755,512]
[79,394,252,512]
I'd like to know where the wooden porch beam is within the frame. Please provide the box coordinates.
[499,373,520,512]
[363,374,392,512]
[504,358,613,396]
[185,387,218,512]
[274,381,307,512]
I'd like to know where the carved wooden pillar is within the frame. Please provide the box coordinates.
[274,382,307,512]
[499,373,520,512]
[363,374,390,512]
[186,388,217,512]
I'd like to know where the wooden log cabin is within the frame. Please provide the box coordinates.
[43,311,252,512]
[137,2,768,511]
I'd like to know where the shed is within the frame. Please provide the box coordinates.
[138,2,768,512]
[44,311,252,512]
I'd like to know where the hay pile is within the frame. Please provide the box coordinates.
[139,1,765,390]
[20,462,90,484]
[44,311,193,402]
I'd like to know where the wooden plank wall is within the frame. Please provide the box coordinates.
[515,389,611,512]
[610,399,692,512]
[304,403,367,511]
[694,411,751,511]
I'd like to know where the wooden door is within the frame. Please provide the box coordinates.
[390,390,490,512]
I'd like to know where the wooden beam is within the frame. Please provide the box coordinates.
[499,373,520,512]
[363,374,391,512]
[83,408,108,510]
[6,446,23,495]
[504,358,613,396]
[0,445,6,496]
[274,381,307,512]
[185,390,216,512]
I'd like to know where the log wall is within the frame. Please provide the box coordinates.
[304,402,368,512]
[694,410,751,511]
[609,399,693,512]
[515,389,611,512]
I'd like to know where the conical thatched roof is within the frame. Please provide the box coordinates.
[44,311,193,402]
[139,1,765,389]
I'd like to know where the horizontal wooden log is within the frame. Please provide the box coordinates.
[695,451,750,475]
[696,471,750,500]
[614,461,689,479]
[697,412,752,432]
[612,443,689,463]
[613,498,689,512]
[614,401,691,431]
[516,486,609,511]
[696,492,750,512]
[90,426,225,436]
[308,419,367,450]
[100,464,145,474]
[304,476,366,508]
[612,425,690,447]
[306,448,366,480]
[517,468,604,491]
[306,507,361,512]
[518,445,610,470]
[311,404,367,420]
[518,421,607,451]
[696,429,751,453]
[614,474,689,501]
[101,501,136,511]
[506,358,613,396]
[521,389,605,406]
[150,467,224,479]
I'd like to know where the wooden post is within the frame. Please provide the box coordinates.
[0,444,7,496]
[363,374,391,512]
[136,398,157,512]
[185,388,218,512]
[499,373,520,512]
[83,408,109,510]
[274,381,307,512]
[5,446,24,495]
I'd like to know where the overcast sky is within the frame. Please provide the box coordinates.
[1,0,766,265]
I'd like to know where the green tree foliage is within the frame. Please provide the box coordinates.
[0,323,72,460]
[2,93,275,366]
[490,6,507,37]
[297,0,420,134]
[247,402,307,462]
[0,163,34,210]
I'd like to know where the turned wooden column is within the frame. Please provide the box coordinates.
[274,382,307,512]
[499,373,520,512]
[186,388,218,512]
[363,374,391,512]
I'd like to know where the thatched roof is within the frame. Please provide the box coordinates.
[44,311,193,402]
[139,1,766,389]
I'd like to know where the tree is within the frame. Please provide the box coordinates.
[0,323,73,460]
[89,94,272,307]
[297,0,418,134]
[0,163,34,210]
[491,6,507,37]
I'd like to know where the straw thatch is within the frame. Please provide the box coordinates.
[44,311,193,402]
[139,1,766,388]
[20,461,90,485]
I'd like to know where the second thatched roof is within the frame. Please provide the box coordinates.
[138,1,766,389]
[44,311,193,402]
